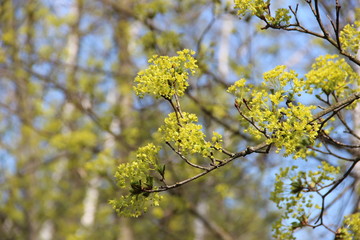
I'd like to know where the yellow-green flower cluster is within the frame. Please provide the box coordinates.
[110,143,162,217]
[263,65,302,98]
[158,112,212,157]
[227,78,247,99]
[271,8,291,26]
[270,166,307,240]
[270,104,319,159]
[110,192,162,218]
[340,21,360,55]
[305,54,360,97]
[114,143,159,188]
[134,49,198,99]
[234,0,269,18]
[234,0,291,26]
[338,213,360,240]
[115,143,160,188]
[228,66,319,159]
[211,132,223,150]
[270,162,340,239]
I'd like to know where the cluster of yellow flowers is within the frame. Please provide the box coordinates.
[228,66,319,159]
[134,49,197,99]
[270,162,340,239]
[234,0,291,26]
[158,112,212,157]
[112,50,224,217]
[110,144,162,217]
[114,41,360,240]
[340,21,360,55]
[305,54,360,97]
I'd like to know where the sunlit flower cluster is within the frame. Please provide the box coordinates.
[305,54,360,97]
[134,49,197,99]
[234,0,291,26]
[270,162,340,239]
[158,112,212,157]
[110,143,162,217]
[228,66,319,159]
[340,21,360,55]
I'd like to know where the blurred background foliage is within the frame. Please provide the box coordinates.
[0,0,359,239]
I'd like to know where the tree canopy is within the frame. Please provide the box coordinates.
[1,0,360,240]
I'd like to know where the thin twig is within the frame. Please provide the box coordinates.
[315,160,360,224]
[165,142,209,170]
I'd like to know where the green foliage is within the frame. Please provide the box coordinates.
[140,31,182,56]
[50,129,97,152]
[134,0,170,20]
[2,0,360,239]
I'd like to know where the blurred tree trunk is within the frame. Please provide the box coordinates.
[113,1,135,239]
